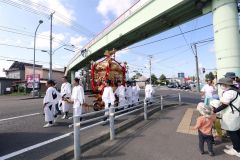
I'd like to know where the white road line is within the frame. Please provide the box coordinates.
[0,132,73,160]
[0,113,40,122]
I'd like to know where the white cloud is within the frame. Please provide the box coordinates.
[115,49,129,58]
[30,0,75,26]
[33,31,65,49]
[0,60,13,77]
[0,38,10,44]
[70,36,87,48]
[97,0,136,24]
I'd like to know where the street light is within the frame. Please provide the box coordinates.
[33,20,43,96]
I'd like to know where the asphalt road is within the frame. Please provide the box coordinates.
[0,87,201,160]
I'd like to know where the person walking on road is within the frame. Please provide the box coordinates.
[102,80,115,117]
[213,77,240,158]
[193,102,215,156]
[60,76,72,119]
[201,79,216,105]
[43,80,58,128]
[114,80,126,109]
[52,81,62,121]
[132,81,140,105]
[66,78,85,121]
[125,81,133,108]
[145,80,153,104]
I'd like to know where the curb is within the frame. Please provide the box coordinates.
[41,103,178,160]
[19,96,44,100]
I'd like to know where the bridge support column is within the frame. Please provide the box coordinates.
[212,0,240,78]
[71,70,75,84]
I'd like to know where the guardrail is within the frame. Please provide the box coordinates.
[0,93,182,160]
[72,93,182,160]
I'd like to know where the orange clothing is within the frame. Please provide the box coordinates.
[194,115,215,135]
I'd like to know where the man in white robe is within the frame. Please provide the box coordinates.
[52,82,62,121]
[60,76,72,119]
[114,80,126,109]
[102,80,115,117]
[43,80,58,128]
[145,80,154,104]
[66,78,85,121]
[126,81,133,107]
[132,81,140,105]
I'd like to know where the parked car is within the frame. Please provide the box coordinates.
[180,83,191,90]
[167,83,177,88]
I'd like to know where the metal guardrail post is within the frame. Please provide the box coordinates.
[74,116,81,160]
[160,96,163,110]
[178,93,181,106]
[144,99,148,120]
[109,105,115,140]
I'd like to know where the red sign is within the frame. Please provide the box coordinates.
[26,74,40,88]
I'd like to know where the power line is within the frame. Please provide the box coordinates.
[122,24,213,51]
[178,26,194,54]
[1,0,95,37]
[0,25,68,46]
[0,43,42,50]
[0,55,64,66]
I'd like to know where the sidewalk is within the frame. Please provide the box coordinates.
[82,104,238,160]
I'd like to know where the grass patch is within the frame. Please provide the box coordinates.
[9,92,29,96]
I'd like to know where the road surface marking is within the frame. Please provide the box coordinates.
[0,113,41,122]
[0,132,73,160]
[176,108,197,135]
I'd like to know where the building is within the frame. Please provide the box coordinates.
[135,76,148,88]
[0,78,19,94]
[4,61,65,94]
[4,61,42,80]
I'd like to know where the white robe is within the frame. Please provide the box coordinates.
[126,86,133,106]
[115,85,126,109]
[132,85,140,105]
[43,87,57,122]
[145,84,153,102]
[71,85,85,117]
[102,86,115,115]
[60,82,72,113]
[53,89,61,116]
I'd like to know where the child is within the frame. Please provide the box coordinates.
[193,102,215,156]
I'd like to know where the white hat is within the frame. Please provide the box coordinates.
[210,99,221,108]
[197,102,212,117]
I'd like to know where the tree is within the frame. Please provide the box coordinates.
[159,74,166,82]
[151,74,158,84]
[131,71,142,80]
[205,72,215,80]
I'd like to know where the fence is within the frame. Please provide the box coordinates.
[72,93,182,160]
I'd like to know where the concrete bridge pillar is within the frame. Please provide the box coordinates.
[71,70,75,84]
[212,0,240,78]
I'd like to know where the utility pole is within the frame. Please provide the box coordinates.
[193,43,200,92]
[149,55,152,85]
[49,12,55,80]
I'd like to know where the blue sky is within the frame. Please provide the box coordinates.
[0,0,216,78]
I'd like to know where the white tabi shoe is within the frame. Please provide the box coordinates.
[224,148,240,157]
[43,123,54,128]
[225,145,233,150]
